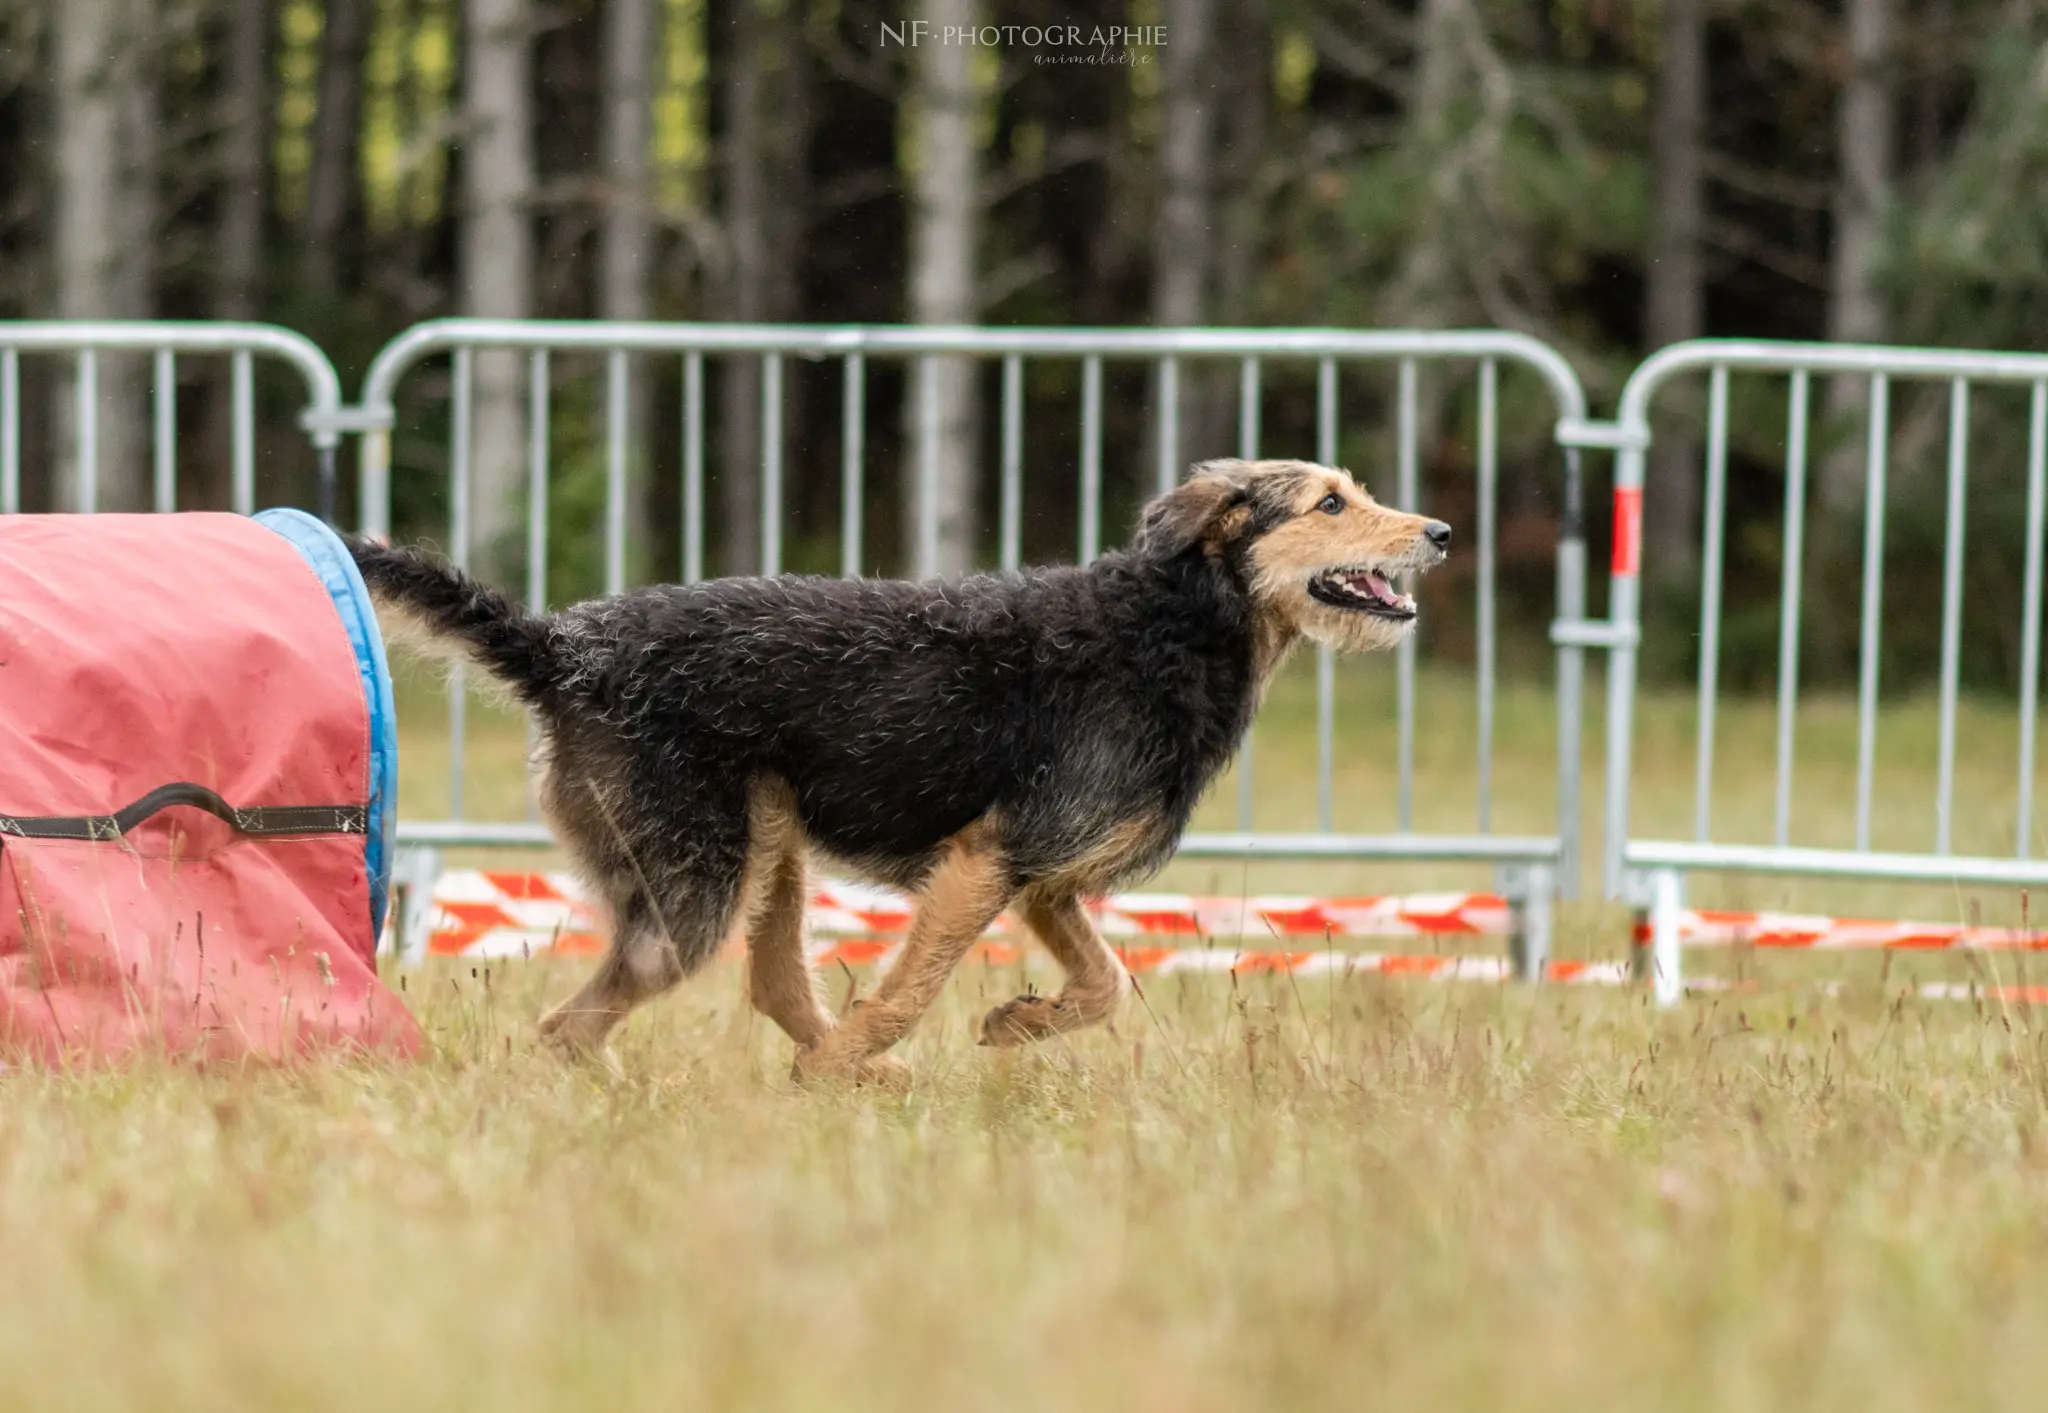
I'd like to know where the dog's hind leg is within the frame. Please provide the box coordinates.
[978,888,1131,1047]
[529,742,751,1065]
[537,892,689,1063]
[793,822,1011,1085]
[538,835,747,1066]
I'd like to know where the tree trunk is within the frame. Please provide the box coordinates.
[210,0,272,511]
[1386,0,1460,330]
[1644,0,1706,590]
[1154,0,1217,330]
[719,0,767,575]
[302,0,370,304]
[1150,0,1219,482]
[716,0,808,575]
[1822,0,1896,510]
[215,0,269,322]
[461,0,535,579]
[904,0,980,576]
[54,0,155,512]
[603,0,656,573]
[1384,0,1464,494]
[1206,0,1268,462]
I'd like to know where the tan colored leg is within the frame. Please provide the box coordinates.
[794,824,1011,1083]
[979,889,1131,1046]
[743,844,837,1047]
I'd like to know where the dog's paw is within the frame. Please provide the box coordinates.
[978,993,1067,1047]
[791,1043,912,1092]
[537,1006,625,1077]
[853,1053,913,1092]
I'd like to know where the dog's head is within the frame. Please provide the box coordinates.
[1131,458,1450,652]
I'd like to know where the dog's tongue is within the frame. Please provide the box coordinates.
[1347,570,1402,607]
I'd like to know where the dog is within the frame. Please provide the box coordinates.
[349,457,1450,1083]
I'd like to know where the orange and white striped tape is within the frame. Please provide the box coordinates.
[414,869,1511,966]
[399,873,2048,1004]
[1632,908,2048,951]
[802,936,1626,985]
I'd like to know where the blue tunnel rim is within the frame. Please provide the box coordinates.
[254,508,399,942]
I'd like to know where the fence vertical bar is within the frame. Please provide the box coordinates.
[448,347,474,821]
[1396,357,1419,832]
[1080,355,1103,562]
[316,446,337,526]
[1774,370,1810,847]
[0,348,16,514]
[2020,381,2048,859]
[1477,358,1498,833]
[231,350,255,515]
[917,357,939,578]
[1156,357,1180,496]
[1603,436,1646,901]
[1239,358,1260,456]
[1000,356,1023,572]
[523,350,550,822]
[1556,442,1586,898]
[682,352,704,583]
[605,350,629,594]
[361,427,389,540]
[1693,365,1730,842]
[1854,374,1890,852]
[1237,356,1260,831]
[1316,356,1338,832]
[527,350,550,612]
[762,352,784,576]
[841,353,865,577]
[1936,378,1970,855]
[153,349,176,514]
[1649,868,1684,1008]
[76,350,97,512]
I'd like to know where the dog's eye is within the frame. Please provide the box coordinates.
[1316,493,1344,515]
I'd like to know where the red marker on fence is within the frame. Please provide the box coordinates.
[1612,486,1643,577]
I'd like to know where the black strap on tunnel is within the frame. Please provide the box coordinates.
[0,782,366,842]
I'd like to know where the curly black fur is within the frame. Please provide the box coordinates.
[351,532,1256,937]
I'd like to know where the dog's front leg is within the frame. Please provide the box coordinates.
[793,825,1011,1087]
[743,843,837,1048]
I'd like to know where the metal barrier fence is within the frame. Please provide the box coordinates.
[1598,340,2048,1003]
[354,321,1598,973]
[29,319,2048,1004]
[0,322,347,519]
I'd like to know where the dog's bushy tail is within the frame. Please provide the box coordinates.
[346,536,565,705]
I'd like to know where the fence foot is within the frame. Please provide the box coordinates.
[1645,867,1684,1007]
[1506,863,1554,983]
[390,845,444,965]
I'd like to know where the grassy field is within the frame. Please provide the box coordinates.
[9,656,2048,1409]
[9,970,2048,1409]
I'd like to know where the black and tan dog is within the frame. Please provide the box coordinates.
[349,458,1449,1083]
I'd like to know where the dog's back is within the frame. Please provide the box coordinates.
[610,565,1252,870]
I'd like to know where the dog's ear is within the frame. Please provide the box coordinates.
[1132,464,1251,560]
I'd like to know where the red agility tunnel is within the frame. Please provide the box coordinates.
[0,511,419,1063]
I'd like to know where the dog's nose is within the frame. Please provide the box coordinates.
[1423,520,1452,551]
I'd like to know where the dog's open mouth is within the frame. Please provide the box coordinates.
[1307,566,1416,620]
